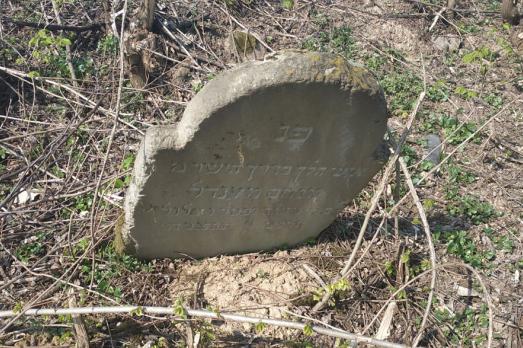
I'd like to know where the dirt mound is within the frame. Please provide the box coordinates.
[170,250,317,336]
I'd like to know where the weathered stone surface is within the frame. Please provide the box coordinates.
[119,50,388,259]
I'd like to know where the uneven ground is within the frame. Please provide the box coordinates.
[0,0,522,347]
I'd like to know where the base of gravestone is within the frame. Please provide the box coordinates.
[114,214,135,255]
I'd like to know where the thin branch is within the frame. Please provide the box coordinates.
[2,17,105,32]
[361,262,493,348]
[0,306,406,348]
[397,155,436,347]
[312,90,426,313]
[384,99,520,220]
[88,0,128,285]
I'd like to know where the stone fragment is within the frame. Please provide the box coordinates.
[433,35,461,52]
[228,31,265,62]
[425,134,442,166]
[118,50,388,259]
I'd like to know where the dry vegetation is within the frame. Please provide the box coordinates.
[0,0,522,347]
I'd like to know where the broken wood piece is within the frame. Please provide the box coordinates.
[375,301,397,340]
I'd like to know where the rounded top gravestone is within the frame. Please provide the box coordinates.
[117,50,388,259]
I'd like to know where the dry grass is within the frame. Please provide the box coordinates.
[0,0,522,347]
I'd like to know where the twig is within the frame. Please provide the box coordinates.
[384,99,519,219]
[429,7,447,31]
[2,17,104,32]
[386,127,437,346]
[312,91,426,313]
[0,306,406,348]
[0,100,103,210]
[0,235,118,334]
[216,4,274,53]
[302,264,326,287]
[362,262,493,348]
[0,66,142,133]
[88,0,128,286]
[67,288,90,348]
[159,21,202,70]
[397,155,436,347]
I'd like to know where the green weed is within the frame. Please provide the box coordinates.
[381,71,423,116]
[446,164,476,185]
[434,305,488,346]
[281,0,294,10]
[446,193,497,225]
[439,116,478,145]
[114,154,135,189]
[457,22,481,34]
[0,148,6,172]
[483,228,515,253]
[427,80,450,102]
[401,145,418,166]
[484,93,503,108]
[462,46,497,64]
[442,230,494,267]
[302,25,355,59]
[15,232,46,262]
[312,278,350,307]
[97,34,119,56]
[455,86,478,100]
[79,241,150,298]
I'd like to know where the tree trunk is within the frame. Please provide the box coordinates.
[125,0,156,88]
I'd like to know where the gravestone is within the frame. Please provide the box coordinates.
[117,50,388,259]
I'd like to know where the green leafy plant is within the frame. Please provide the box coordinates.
[0,148,6,172]
[28,29,93,78]
[446,164,477,184]
[427,80,449,102]
[439,116,478,145]
[79,242,150,298]
[484,93,503,108]
[97,34,119,55]
[401,145,418,166]
[384,260,395,277]
[281,0,294,10]
[381,71,423,116]
[130,306,144,317]
[446,194,497,225]
[462,46,497,64]
[302,25,355,59]
[255,321,266,333]
[365,53,387,75]
[16,232,47,262]
[114,154,135,189]
[312,278,350,306]
[303,323,314,336]
[483,228,515,253]
[455,86,478,100]
[434,304,489,345]
[437,230,495,268]
[174,298,187,319]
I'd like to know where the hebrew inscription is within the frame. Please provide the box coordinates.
[120,51,388,259]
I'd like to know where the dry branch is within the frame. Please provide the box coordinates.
[0,306,406,348]
[312,90,426,313]
[1,17,104,32]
